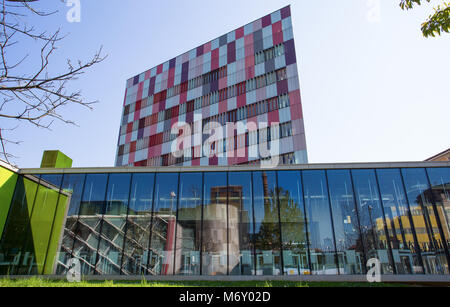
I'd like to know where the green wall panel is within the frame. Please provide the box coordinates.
[0,176,39,275]
[55,153,73,169]
[43,193,69,275]
[29,185,60,274]
[0,172,70,275]
[24,178,39,217]
[0,166,18,239]
[40,151,73,169]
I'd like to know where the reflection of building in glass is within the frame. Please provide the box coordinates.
[200,185,247,275]
[59,185,250,276]
[425,187,450,243]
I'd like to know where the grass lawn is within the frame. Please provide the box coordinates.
[0,277,409,287]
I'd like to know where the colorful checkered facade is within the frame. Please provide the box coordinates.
[116,6,308,167]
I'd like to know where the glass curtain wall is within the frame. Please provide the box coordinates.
[175,172,202,275]
[55,174,86,274]
[277,171,309,275]
[72,174,108,275]
[121,173,155,275]
[302,170,338,275]
[351,170,394,274]
[253,171,282,275]
[427,168,450,257]
[150,173,179,275]
[402,168,449,274]
[4,167,449,277]
[327,170,364,274]
[202,172,228,275]
[376,169,422,274]
[95,174,131,275]
[228,172,255,275]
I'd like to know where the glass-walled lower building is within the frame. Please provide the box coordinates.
[0,163,449,276]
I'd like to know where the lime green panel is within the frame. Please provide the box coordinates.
[23,178,39,217]
[40,151,72,169]
[55,152,73,169]
[29,185,59,274]
[0,166,18,238]
[43,193,69,275]
[0,176,38,275]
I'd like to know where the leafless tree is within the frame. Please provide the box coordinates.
[0,0,106,165]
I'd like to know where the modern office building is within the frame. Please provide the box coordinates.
[0,6,449,282]
[115,6,308,167]
[1,160,449,277]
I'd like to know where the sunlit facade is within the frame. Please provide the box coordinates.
[115,6,308,167]
[0,163,449,277]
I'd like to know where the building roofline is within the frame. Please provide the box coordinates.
[425,148,450,161]
[0,159,19,173]
[18,161,450,175]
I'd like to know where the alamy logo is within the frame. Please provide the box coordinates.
[366,258,381,283]
[366,0,381,23]
[66,0,81,23]
[170,119,281,169]
[66,258,81,283]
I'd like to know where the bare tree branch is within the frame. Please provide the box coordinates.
[0,0,107,165]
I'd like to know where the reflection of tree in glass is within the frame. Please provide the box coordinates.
[277,188,306,250]
[254,173,305,252]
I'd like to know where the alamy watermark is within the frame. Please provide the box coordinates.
[169,117,282,169]
[366,0,381,23]
[66,0,81,23]
[366,258,381,283]
[66,258,81,283]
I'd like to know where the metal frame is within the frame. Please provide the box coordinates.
[19,161,450,175]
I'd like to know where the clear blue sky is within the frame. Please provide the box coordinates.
[6,0,450,168]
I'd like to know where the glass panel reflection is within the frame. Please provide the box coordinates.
[95,174,131,275]
[253,171,282,276]
[175,173,202,275]
[402,168,448,274]
[55,174,86,275]
[327,170,364,274]
[427,168,450,255]
[376,169,422,274]
[72,174,108,275]
[40,174,63,188]
[228,172,255,275]
[121,173,154,275]
[202,172,228,276]
[277,171,309,275]
[302,170,338,275]
[150,173,178,275]
[8,166,448,277]
[352,169,393,274]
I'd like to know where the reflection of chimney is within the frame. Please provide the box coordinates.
[262,172,270,214]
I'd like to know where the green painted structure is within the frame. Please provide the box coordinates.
[0,161,71,275]
[0,162,18,239]
[40,150,73,169]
